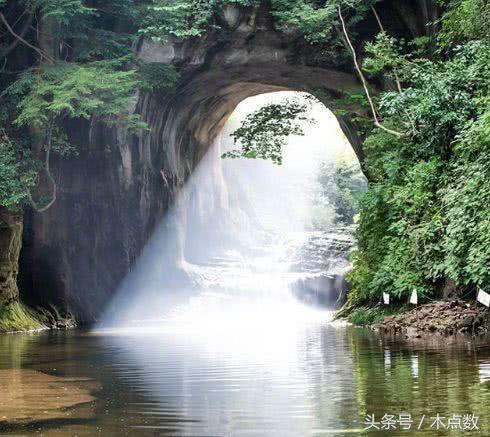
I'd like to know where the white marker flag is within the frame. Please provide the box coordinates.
[410,289,418,305]
[383,293,390,305]
[477,288,490,307]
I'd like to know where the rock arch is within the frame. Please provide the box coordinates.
[19,1,440,320]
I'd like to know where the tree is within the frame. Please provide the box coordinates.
[0,0,149,212]
[0,131,37,209]
[4,61,142,211]
[0,0,148,309]
[222,97,314,165]
[311,161,367,228]
[346,1,490,306]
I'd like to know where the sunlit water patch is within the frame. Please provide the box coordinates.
[1,325,490,436]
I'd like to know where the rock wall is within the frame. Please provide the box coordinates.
[18,1,440,321]
[0,208,23,306]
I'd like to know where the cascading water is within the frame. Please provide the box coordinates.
[100,92,360,329]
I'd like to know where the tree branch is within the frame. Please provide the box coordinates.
[0,12,55,63]
[338,6,403,138]
[28,124,57,213]
[0,9,34,60]
[371,5,385,33]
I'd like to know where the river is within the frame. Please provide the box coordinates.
[1,228,490,436]
[1,318,489,435]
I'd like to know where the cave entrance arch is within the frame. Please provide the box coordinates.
[137,48,367,184]
[100,89,365,324]
[24,7,367,321]
[23,2,435,320]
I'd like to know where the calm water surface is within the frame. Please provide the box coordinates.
[0,317,489,436]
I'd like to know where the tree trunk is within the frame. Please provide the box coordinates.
[0,207,23,305]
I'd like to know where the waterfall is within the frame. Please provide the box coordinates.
[99,92,361,329]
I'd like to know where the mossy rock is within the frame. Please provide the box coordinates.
[0,302,44,333]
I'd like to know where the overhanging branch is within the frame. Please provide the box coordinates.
[0,9,34,60]
[338,6,403,138]
[28,124,57,213]
[0,11,55,63]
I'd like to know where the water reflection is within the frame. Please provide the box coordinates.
[479,361,490,384]
[99,319,360,436]
[0,325,489,436]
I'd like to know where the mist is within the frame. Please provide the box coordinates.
[98,91,361,328]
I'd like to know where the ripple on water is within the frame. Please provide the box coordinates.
[0,324,490,436]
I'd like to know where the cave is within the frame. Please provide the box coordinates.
[17,1,439,321]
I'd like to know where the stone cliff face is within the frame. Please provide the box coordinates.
[0,208,23,306]
[16,1,440,321]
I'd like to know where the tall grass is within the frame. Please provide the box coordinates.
[348,306,406,326]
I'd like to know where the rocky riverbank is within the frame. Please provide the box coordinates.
[374,301,490,337]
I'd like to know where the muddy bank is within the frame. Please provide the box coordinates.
[375,301,490,338]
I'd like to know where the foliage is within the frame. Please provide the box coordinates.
[438,0,490,48]
[0,0,150,210]
[0,131,37,209]
[222,97,314,165]
[312,160,367,228]
[138,62,180,94]
[140,0,258,42]
[35,0,142,59]
[271,0,342,44]
[442,105,490,287]
[2,59,145,211]
[34,0,95,26]
[346,0,490,306]
[271,0,377,45]
[140,0,217,42]
[363,34,431,78]
[139,0,376,47]
[348,306,405,326]
[74,30,135,62]
[7,60,141,128]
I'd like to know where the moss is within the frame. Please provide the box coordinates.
[347,306,407,326]
[0,302,44,332]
